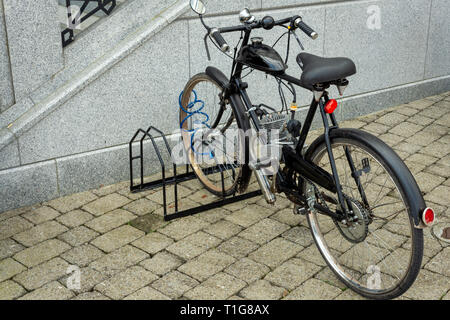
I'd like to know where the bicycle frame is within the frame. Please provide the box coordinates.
[214,25,370,219]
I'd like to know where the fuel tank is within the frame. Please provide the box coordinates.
[237,39,287,74]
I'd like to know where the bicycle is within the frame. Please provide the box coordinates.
[180,0,436,300]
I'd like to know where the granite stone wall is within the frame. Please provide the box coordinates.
[0,0,449,212]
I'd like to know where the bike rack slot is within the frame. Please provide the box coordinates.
[129,126,262,221]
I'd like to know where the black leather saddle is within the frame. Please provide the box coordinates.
[297,53,356,87]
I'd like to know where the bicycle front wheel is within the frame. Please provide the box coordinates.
[305,128,424,300]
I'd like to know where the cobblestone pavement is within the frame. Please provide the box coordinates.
[1,92,450,300]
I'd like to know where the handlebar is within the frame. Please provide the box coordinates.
[206,14,318,56]
[209,28,230,53]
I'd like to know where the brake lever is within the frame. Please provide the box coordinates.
[204,33,211,61]
[292,30,305,51]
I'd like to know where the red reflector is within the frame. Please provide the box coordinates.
[325,99,338,114]
[422,208,435,226]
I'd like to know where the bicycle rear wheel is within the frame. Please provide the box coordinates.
[179,73,250,196]
[305,128,424,300]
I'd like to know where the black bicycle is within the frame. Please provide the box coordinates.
[181,0,436,300]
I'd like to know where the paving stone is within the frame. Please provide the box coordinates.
[56,210,94,228]
[238,218,289,245]
[22,206,61,225]
[223,199,259,212]
[424,165,450,179]
[178,250,236,282]
[0,258,26,282]
[95,266,158,300]
[58,226,99,247]
[190,189,222,205]
[365,122,390,135]
[256,196,291,211]
[166,231,221,260]
[296,245,331,267]
[414,171,446,193]
[131,232,174,255]
[436,155,450,167]
[124,286,170,300]
[72,292,111,300]
[405,132,441,147]
[389,122,423,137]
[151,271,199,299]
[13,239,70,268]
[0,216,33,240]
[203,219,243,240]
[196,208,231,224]
[239,279,285,300]
[159,216,209,241]
[91,225,145,253]
[224,257,270,284]
[146,185,192,205]
[339,119,366,129]
[13,258,70,290]
[217,236,260,259]
[61,244,105,267]
[92,181,129,197]
[0,280,26,300]
[285,278,342,300]
[408,99,436,110]
[407,114,435,126]
[395,105,420,117]
[19,281,74,300]
[375,112,408,126]
[394,141,422,155]
[13,221,68,247]
[425,186,450,207]
[422,123,448,137]
[281,226,314,247]
[153,198,200,218]
[403,160,426,174]
[0,206,37,222]
[0,239,25,260]
[185,272,246,300]
[225,205,274,228]
[59,266,108,294]
[140,251,184,276]
[366,228,407,251]
[334,289,368,300]
[249,238,302,269]
[314,267,347,290]
[47,191,98,213]
[85,209,136,233]
[123,198,160,216]
[270,208,304,227]
[418,105,448,120]
[378,133,405,146]
[425,247,450,277]
[403,269,450,300]
[90,245,149,277]
[82,193,131,216]
[420,142,450,159]
[129,213,168,233]
[264,258,322,291]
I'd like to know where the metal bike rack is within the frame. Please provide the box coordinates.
[129,126,262,221]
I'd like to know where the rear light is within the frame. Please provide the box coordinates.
[422,207,435,227]
[324,99,338,114]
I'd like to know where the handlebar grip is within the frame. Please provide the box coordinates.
[295,18,318,40]
[210,28,230,53]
